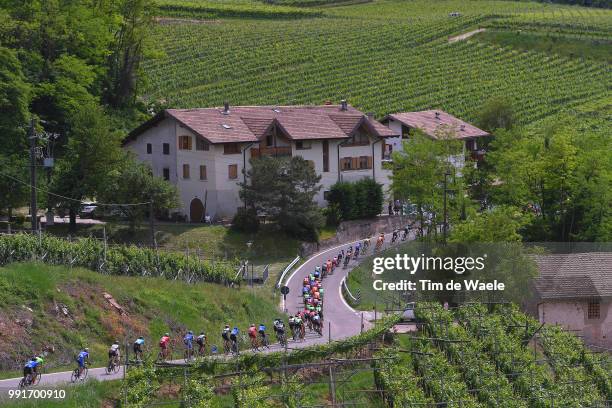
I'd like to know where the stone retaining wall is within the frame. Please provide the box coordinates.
[301,215,411,257]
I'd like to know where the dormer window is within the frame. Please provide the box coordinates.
[345,131,370,147]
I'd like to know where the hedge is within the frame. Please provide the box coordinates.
[0,233,239,284]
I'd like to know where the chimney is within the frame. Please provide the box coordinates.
[340,99,348,111]
[460,124,465,131]
[435,111,440,119]
[223,101,230,114]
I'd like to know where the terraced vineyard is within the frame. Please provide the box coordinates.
[372,303,611,407]
[143,0,611,127]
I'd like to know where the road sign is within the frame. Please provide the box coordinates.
[280,286,290,295]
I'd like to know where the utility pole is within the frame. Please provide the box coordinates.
[443,168,451,244]
[29,118,38,232]
[149,200,156,247]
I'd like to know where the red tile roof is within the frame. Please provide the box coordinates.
[127,105,397,145]
[383,110,489,139]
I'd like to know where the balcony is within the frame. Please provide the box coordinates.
[251,146,292,158]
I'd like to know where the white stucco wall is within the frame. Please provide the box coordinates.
[538,300,612,347]
[124,119,177,183]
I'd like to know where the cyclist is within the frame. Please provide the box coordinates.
[273,318,286,346]
[294,313,305,340]
[288,315,297,340]
[159,333,171,360]
[258,323,269,348]
[312,313,322,336]
[321,262,327,277]
[133,336,144,361]
[184,330,194,359]
[355,242,361,258]
[34,355,44,376]
[109,340,121,366]
[363,237,370,252]
[230,327,240,354]
[248,324,259,350]
[196,331,207,355]
[22,357,38,386]
[76,348,89,378]
[391,229,399,243]
[221,325,231,354]
[402,226,409,241]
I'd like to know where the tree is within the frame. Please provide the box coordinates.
[50,103,124,231]
[486,114,611,241]
[449,205,529,243]
[106,0,156,108]
[0,47,30,155]
[100,158,179,231]
[478,97,515,132]
[240,156,323,241]
[390,131,467,239]
[0,155,29,231]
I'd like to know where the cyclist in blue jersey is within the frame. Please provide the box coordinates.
[133,336,145,360]
[230,327,240,354]
[22,357,39,385]
[184,330,195,360]
[76,348,89,378]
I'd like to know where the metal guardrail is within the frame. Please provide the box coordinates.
[341,276,361,305]
[276,255,300,289]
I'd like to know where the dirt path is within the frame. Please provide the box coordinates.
[449,28,486,43]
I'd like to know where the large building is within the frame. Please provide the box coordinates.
[124,102,397,221]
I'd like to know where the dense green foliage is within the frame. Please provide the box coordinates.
[240,156,323,241]
[485,101,612,241]
[326,178,383,222]
[0,233,238,284]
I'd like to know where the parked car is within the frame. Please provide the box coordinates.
[79,205,98,219]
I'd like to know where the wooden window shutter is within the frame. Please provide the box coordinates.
[367,156,372,169]
[352,157,359,170]
[229,164,238,179]
[182,164,190,179]
[200,165,207,180]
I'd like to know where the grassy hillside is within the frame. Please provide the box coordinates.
[0,263,280,376]
[1,380,120,408]
[142,0,611,127]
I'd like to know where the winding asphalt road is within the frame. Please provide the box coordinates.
[0,229,407,393]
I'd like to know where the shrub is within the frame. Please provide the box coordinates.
[231,207,260,233]
[327,178,383,221]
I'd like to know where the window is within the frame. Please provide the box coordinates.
[266,135,274,147]
[163,168,170,181]
[401,124,411,139]
[224,144,240,155]
[587,301,600,319]
[341,157,353,171]
[182,164,190,179]
[346,131,370,146]
[179,135,192,150]
[196,138,209,151]
[199,165,207,181]
[296,140,311,150]
[322,140,329,172]
[228,164,238,179]
[146,143,152,154]
[466,139,475,152]
[359,156,372,169]
[163,143,170,155]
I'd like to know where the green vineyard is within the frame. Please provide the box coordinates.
[143,0,611,128]
[372,303,611,407]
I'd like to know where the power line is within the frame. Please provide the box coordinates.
[0,171,151,207]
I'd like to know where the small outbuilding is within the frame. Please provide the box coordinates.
[531,252,612,348]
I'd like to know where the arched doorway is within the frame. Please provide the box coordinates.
[189,198,204,222]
